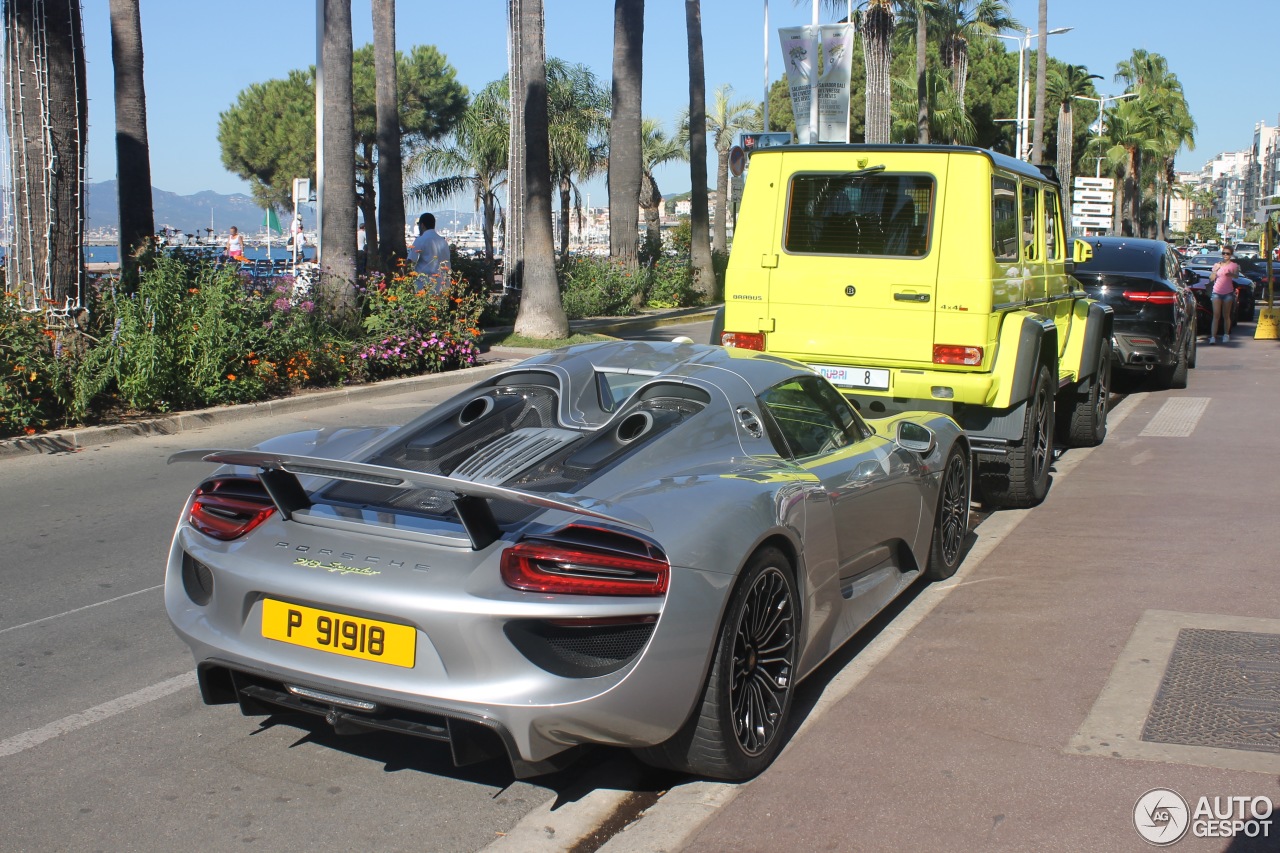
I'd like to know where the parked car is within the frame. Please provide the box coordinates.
[1234,241,1261,259]
[166,340,972,781]
[1232,256,1277,302]
[1181,254,1255,322]
[1074,237,1197,389]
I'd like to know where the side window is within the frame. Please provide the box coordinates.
[758,376,867,459]
[1021,183,1039,262]
[992,176,1018,261]
[1044,190,1060,260]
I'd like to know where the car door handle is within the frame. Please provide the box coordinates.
[893,292,930,302]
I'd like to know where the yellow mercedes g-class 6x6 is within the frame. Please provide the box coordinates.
[718,144,1112,508]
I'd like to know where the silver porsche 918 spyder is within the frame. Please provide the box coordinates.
[166,340,971,780]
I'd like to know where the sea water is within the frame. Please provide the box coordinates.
[83,245,314,264]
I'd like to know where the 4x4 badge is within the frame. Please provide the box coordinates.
[844,285,857,297]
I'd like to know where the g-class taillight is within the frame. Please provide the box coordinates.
[721,331,766,351]
[501,534,670,597]
[933,345,983,366]
[188,477,276,541]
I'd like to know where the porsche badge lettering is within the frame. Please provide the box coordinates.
[274,542,428,573]
[292,557,381,576]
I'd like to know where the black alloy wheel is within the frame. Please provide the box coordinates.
[925,445,971,581]
[979,364,1053,508]
[728,565,797,756]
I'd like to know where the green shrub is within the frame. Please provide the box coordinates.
[557,256,643,320]
[353,266,485,380]
[646,255,700,309]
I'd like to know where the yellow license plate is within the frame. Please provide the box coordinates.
[261,599,416,668]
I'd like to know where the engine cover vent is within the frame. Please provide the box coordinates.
[451,427,582,485]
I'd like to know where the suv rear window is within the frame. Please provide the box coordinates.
[784,172,933,257]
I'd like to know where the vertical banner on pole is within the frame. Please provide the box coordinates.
[817,24,854,142]
[779,26,817,143]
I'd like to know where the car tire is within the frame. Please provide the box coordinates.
[978,364,1053,509]
[1187,328,1198,369]
[635,547,798,781]
[1060,340,1111,448]
[1161,336,1189,390]
[924,444,971,581]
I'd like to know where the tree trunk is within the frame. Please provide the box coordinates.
[640,173,662,246]
[861,5,893,145]
[712,148,729,254]
[916,11,928,143]
[4,0,88,309]
[558,175,571,256]
[109,0,154,280]
[505,2,526,292]
[685,0,715,297]
[512,0,569,338]
[954,48,969,117]
[1122,147,1140,237]
[1055,103,1072,199]
[482,193,497,291]
[359,141,379,270]
[608,0,643,267]
[372,0,406,268]
[320,0,357,321]
[1031,0,1047,164]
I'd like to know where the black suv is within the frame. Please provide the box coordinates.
[1075,237,1197,389]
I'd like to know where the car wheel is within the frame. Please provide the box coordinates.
[635,547,798,780]
[1187,328,1198,369]
[1061,340,1111,448]
[1161,336,1189,390]
[979,364,1053,509]
[924,444,971,581]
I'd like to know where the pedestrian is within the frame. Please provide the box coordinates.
[407,212,451,291]
[226,225,245,261]
[1208,246,1239,343]
[290,215,305,254]
[356,222,367,275]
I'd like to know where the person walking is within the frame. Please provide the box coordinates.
[1209,246,1239,343]
[356,222,367,275]
[408,212,451,291]
[226,226,245,261]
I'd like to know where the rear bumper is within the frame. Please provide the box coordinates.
[1111,323,1177,369]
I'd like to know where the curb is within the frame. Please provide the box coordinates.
[0,307,720,460]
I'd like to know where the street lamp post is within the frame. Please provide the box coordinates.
[1073,93,1137,176]
[996,26,1072,160]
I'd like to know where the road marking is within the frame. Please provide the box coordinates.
[0,672,196,759]
[1139,397,1210,437]
[0,584,164,635]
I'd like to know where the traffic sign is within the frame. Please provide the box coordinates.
[1075,177,1115,190]
[729,146,746,177]
[1073,190,1112,203]
[1072,203,1113,217]
[1072,216,1112,229]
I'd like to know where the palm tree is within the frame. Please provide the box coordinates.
[109,0,154,281]
[1030,0,1046,164]
[608,0,644,267]
[408,82,509,289]
[935,0,1018,117]
[1046,65,1099,200]
[547,60,610,257]
[890,68,974,144]
[372,0,406,268]
[1087,98,1157,237]
[705,85,760,253]
[685,0,715,297]
[899,1,940,143]
[5,0,88,308]
[640,118,686,247]
[511,0,569,338]
[319,0,357,321]
[1115,50,1194,241]
[860,0,896,144]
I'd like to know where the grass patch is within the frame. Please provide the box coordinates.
[486,332,615,349]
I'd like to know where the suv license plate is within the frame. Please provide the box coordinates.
[261,598,416,668]
[814,364,889,391]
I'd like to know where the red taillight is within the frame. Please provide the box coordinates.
[501,540,670,596]
[933,344,983,366]
[189,478,276,541]
[1122,291,1178,305]
[721,331,765,351]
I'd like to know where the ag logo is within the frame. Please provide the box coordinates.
[1134,788,1190,846]
[844,285,857,297]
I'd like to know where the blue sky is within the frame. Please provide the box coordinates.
[79,1,1269,207]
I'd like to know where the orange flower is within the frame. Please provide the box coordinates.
[29,371,37,381]
[24,427,36,435]
[227,373,237,381]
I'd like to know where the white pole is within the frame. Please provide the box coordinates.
[808,0,818,144]
[315,0,324,263]
[1016,30,1028,159]
[762,0,769,132]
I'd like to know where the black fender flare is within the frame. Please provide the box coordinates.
[1007,315,1057,406]
[1075,301,1114,392]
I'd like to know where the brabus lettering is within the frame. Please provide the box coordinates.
[732,294,763,301]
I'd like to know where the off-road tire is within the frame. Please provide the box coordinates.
[1060,341,1111,448]
[1187,329,1198,369]
[978,364,1054,509]
[635,547,798,780]
[924,444,971,581]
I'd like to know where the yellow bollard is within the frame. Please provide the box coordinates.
[1259,219,1280,339]
[1256,307,1280,339]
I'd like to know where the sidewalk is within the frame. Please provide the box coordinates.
[0,306,718,459]
[643,325,1280,852]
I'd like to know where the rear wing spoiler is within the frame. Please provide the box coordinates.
[168,449,652,550]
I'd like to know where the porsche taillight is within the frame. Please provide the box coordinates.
[501,537,670,596]
[189,478,276,541]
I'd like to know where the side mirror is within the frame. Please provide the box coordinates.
[1072,239,1094,265]
[895,420,936,455]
